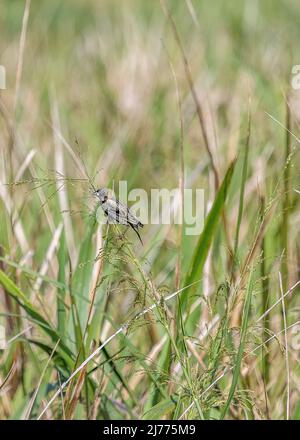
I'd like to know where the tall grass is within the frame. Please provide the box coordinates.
[0,0,300,420]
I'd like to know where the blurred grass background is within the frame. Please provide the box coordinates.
[1,0,300,420]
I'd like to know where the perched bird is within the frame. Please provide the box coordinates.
[93,188,144,244]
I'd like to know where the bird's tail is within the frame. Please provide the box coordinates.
[130,223,143,245]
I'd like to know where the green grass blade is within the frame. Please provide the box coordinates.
[0,257,66,290]
[220,268,254,419]
[0,269,74,366]
[143,338,172,414]
[142,397,177,420]
[181,159,236,312]
[70,219,97,330]
[232,113,251,271]
[57,229,67,337]
[281,102,291,296]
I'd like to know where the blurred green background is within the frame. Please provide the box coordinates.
[1,0,300,420]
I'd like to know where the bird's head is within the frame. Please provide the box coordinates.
[93,188,113,203]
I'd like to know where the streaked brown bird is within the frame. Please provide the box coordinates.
[93,188,144,244]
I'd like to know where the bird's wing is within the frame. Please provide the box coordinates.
[103,199,128,225]
[117,200,142,226]
[105,199,142,226]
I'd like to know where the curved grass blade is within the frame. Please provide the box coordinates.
[57,229,67,337]
[0,268,74,366]
[220,268,254,419]
[181,159,236,312]
[232,113,251,274]
[142,397,177,420]
[0,257,66,290]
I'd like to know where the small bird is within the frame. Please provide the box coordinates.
[93,188,144,244]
